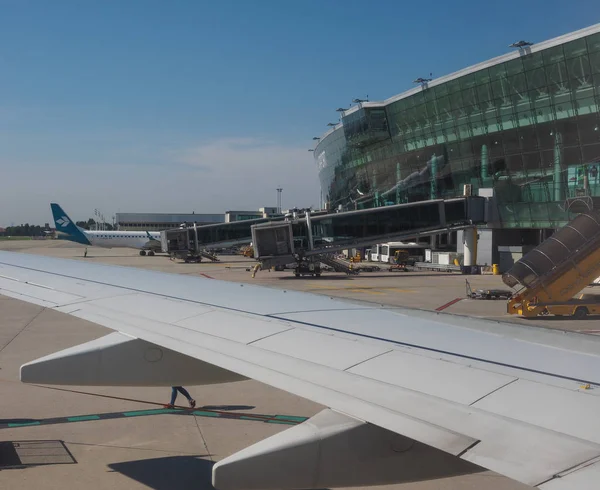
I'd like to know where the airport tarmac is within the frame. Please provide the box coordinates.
[1,239,591,489]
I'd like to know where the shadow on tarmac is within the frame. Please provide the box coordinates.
[109,456,215,490]
[108,456,330,490]
[523,314,600,322]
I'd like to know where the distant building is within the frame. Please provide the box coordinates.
[225,207,278,223]
[115,213,224,231]
[116,207,279,230]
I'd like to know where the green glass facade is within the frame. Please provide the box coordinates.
[315,27,600,230]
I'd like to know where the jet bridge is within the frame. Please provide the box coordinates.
[161,197,485,268]
[251,197,486,271]
[160,211,329,261]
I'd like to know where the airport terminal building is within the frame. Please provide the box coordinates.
[313,24,600,260]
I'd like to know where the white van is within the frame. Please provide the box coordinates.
[369,242,428,264]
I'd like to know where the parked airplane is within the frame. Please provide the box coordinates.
[1,250,600,489]
[51,203,161,256]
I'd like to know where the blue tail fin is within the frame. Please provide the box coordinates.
[51,203,91,245]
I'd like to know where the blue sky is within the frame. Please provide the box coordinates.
[1,0,598,225]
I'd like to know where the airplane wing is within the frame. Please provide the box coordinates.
[1,250,600,490]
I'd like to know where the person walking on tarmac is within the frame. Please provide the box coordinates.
[165,386,196,409]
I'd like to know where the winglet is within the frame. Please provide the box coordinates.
[50,203,91,245]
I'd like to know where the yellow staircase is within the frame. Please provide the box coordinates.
[504,210,600,317]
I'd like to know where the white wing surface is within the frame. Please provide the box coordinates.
[1,250,600,489]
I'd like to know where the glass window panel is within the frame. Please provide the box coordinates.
[535,105,556,125]
[505,58,524,76]
[589,50,600,75]
[446,78,461,94]
[506,72,528,96]
[582,143,600,163]
[540,149,555,170]
[526,68,548,91]
[587,32,600,53]
[564,146,583,166]
[545,61,569,92]
[579,115,600,144]
[530,202,550,222]
[530,89,552,108]
[448,91,465,111]
[518,127,539,151]
[523,151,542,171]
[567,55,592,83]
[564,38,588,59]
[576,97,598,116]
[459,139,473,157]
[477,83,493,103]
[502,129,519,154]
[491,77,507,100]
[471,122,486,136]
[538,129,556,150]
[460,73,477,90]
[505,153,524,171]
[522,52,544,71]
[412,92,425,106]
[433,84,448,97]
[489,137,504,158]
[514,203,532,224]
[594,73,600,98]
[500,111,517,130]
[543,45,565,64]
[517,109,534,127]
[489,63,507,80]
[458,124,472,140]
[474,69,491,85]
[556,119,580,146]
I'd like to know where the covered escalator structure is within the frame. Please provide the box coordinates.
[504,209,600,317]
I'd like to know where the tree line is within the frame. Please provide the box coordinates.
[1,224,48,236]
[1,219,114,236]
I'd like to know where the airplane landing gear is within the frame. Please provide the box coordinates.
[148,251,155,257]
[139,250,147,256]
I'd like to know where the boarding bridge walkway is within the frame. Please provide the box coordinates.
[251,196,486,267]
[504,209,600,317]
[162,197,485,266]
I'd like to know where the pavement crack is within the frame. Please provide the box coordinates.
[0,306,46,356]
[192,413,213,463]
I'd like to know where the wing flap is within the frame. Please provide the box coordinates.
[251,327,390,370]
[347,349,517,405]
[0,275,84,306]
[473,379,600,445]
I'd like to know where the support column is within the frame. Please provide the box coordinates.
[372,168,379,207]
[481,144,488,184]
[396,162,401,204]
[430,155,438,200]
[430,234,437,249]
[463,227,478,266]
[554,132,563,202]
